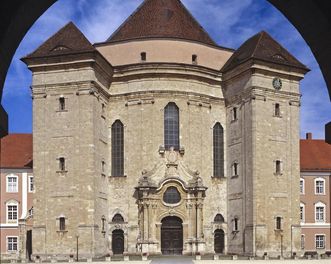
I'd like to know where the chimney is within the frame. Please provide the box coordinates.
[306,132,312,140]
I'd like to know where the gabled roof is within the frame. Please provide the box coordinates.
[222,31,308,72]
[0,134,32,169]
[300,139,331,172]
[23,22,95,59]
[107,0,216,46]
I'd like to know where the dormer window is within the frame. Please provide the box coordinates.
[141,52,146,62]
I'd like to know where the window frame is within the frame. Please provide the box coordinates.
[315,202,325,223]
[111,120,124,177]
[274,103,281,117]
[58,96,66,111]
[315,178,325,195]
[300,203,305,223]
[232,217,239,232]
[163,186,181,204]
[213,122,224,178]
[6,174,18,193]
[232,162,239,177]
[275,216,282,230]
[28,175,34,193]
[7,236,18,252]
[300,178,305,194]
[275,160,282,175]
[315,234,325,249]
[231,107,238,122]
[164,102,180,151]
[59,216,66,231]
[6,201,19,224]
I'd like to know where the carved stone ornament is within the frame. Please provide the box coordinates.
[166,147,178,164]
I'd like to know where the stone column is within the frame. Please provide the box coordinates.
[18,219,27,260]
[198,203,204,238]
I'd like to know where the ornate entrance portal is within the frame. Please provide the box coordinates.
[161,216,183,255]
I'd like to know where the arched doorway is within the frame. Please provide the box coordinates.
[112,229,124,255]
[161,216,183,255]
[214,229,225,254]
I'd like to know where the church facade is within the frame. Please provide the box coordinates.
[22,0,309,260]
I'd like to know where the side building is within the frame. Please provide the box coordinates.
[300,133,331,254]
[0,134,34,260]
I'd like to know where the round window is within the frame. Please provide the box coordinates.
[163,187,181,204]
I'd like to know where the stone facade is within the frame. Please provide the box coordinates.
[22,0,309,261]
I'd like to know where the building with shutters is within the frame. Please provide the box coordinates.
[21,0,309,260]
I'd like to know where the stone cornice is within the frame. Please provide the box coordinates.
[109,90,225,103]
[112,63,222,85]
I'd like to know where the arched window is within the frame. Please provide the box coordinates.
[112,214,124,223]
[214,214,225,223]
[111,120,124,176]
[163,187,181,204]
[213,123,224,177]
[164,103,179,150]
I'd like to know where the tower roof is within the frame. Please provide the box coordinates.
[222,31,309,72]
[24,22,95,59]
[106,0,216,46]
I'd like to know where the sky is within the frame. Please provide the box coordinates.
[2,0,330,139]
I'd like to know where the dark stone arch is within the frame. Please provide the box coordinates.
[0,0,330,141]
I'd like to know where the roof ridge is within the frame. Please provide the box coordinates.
[106,0,216,46]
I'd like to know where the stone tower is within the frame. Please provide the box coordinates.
[22,23,113,258]
[22,0,309,260]
[222,32,309,257]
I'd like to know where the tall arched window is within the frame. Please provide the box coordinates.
[213,123,224,177]
[111,120,124,176]
[164,103,179,150]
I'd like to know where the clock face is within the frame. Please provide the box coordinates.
[272,78,282,90]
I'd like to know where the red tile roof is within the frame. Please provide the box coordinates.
[107,0,216,46]
[222,31,309,72]
[0,134,32,168]
[300,139,331,172]
[22,22,95,59]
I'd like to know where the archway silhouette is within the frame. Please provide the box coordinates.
[0,0,330,140]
